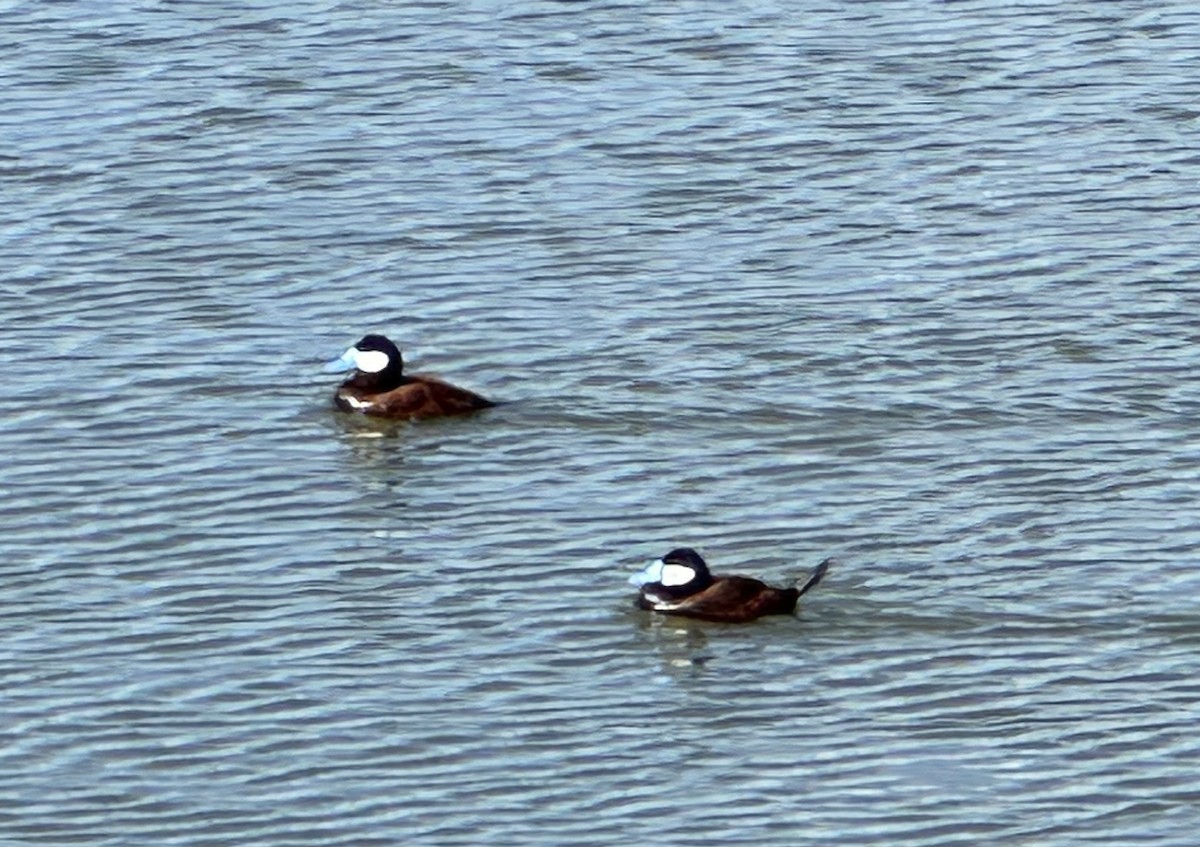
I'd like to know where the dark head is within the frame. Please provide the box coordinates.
[324,334,406,389]
[628,547,715,598]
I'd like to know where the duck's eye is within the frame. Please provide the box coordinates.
[659,563,695,587]
[352,349,391,373]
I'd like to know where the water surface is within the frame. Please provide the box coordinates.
[3,1,1200,844]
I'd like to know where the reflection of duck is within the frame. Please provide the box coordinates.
[324,334,494,420]
[629,547,830,623]
[633,616,714,678]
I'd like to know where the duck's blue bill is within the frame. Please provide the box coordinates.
[323,350,356,373]
[628,559,664,587]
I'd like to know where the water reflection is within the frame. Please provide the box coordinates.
[632,614,715,678]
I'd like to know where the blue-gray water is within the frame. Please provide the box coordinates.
[3,1,1200,844]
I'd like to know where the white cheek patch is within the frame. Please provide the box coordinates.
[659,563,695,587]
[352,349,390,373]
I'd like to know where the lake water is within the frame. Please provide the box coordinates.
[3,1,1200,844]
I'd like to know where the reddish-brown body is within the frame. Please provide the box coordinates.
[636,575,800,623]
[336,374,493,420]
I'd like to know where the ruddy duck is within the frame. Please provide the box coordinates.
[629,547,830,623]
[324,334,494,420]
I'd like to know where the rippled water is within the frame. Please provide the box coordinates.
[3,1,1200,844]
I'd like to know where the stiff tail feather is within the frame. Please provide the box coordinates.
[795,557,832,598]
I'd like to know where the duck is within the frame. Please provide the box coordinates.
[324,334,495,420]
[628,547,830,623]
